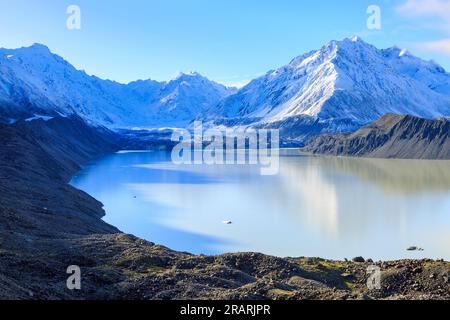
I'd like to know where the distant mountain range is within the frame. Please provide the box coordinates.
[1,38,450,141]
[304,114,450,159]
[0,44,234,127]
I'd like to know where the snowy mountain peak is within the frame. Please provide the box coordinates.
[171,71,206,82]
[171,71,205,83]
[399,49,409,57]
[211,37,450,137]
[1,39,450,137]
[289,37,376,70]
[29,43,52,52]
[0,44,234,127]
[180,71,200,77]
[3,43,53,59]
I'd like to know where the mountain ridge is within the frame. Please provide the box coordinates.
[0,44,235,127]
[208,37,450,140]
[1,38,450,138]
[303,113,450,159]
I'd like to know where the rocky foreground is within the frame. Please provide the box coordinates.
[0,116,449,300]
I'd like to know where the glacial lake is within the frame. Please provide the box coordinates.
[71,150,450,261]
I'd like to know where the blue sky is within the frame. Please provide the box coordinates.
[0,0,449,86]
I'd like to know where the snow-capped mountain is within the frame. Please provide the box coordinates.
[210,37,450,136]
[129,72,235,127]
[1,38,450,139]
[0,44,234,127]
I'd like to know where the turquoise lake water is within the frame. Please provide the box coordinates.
[71,150,450,260]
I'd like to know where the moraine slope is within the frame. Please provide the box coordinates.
[304,114,450,159]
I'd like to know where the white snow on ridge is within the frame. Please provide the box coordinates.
[25,114,54,122]
[209,37,450,132]
[0,38,450,136]
[0,45,235,128]
[399,49,408,57]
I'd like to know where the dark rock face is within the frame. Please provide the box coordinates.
[0,115,448,300]
[304,114,450,159]
[0,116,121,238]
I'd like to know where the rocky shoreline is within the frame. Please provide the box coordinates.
[0,117,448,300]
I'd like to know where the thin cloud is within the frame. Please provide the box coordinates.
[416,38,450,54]
[396,0,450,23]
[396,0,450,55]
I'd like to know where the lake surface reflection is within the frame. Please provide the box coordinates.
[71,151,450,260]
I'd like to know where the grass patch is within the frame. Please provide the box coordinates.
[319,260,347,270]
[147,266,170,274]
[269,289,296,298]
[294,258,348,271]
[344,281,356,290]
